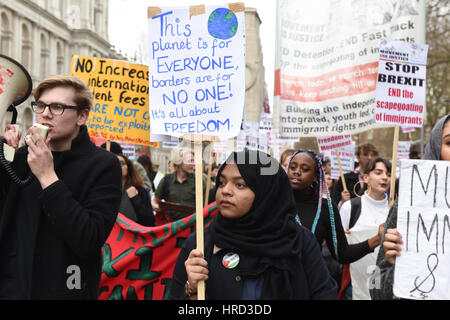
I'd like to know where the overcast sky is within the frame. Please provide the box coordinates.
[108,0,276,106]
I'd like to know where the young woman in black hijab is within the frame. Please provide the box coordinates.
[169,150,337,300]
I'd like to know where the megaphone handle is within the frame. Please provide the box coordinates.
[7,105,18,124]
[0,137,33,186]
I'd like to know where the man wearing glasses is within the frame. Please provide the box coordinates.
[0,75,122,299]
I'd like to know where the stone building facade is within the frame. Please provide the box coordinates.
[0,0,125,133]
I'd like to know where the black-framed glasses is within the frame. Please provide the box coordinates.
[31,101,83,115]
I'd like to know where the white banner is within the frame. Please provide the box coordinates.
[274,0,425,137]
[394,159,450,300]
[148,3,245,140]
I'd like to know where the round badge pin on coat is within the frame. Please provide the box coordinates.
[222,252,240,269]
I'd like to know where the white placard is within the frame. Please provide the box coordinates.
[148,4,245,140]
[394,159,450,300]
[330,147,355,180]
[396,141,411,177]
[374,39,428,127]
[116,141,136,160]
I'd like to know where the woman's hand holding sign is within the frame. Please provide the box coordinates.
[383,228,403,265]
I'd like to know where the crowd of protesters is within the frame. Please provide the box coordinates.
[0,73,447,300]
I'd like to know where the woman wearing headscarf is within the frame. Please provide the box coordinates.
[169,150,337,300]
[370,114,450,300]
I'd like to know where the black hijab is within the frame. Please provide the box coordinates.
[209,149,302,299]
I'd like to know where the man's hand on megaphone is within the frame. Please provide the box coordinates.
[25,127,58,189]
[3,124,22,148]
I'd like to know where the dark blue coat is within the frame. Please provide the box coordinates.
[169,225,338,300]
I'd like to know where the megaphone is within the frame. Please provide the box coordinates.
[0,54,33,186]
[0,54,32,126]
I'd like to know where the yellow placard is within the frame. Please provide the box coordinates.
[70,55,159,147]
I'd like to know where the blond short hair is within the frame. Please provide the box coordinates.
[34,75,93,111]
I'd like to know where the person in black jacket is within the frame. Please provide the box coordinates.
[0,75,122,299]
[117,154,154,226]
[169,150,337,300]
[286,149,384,265]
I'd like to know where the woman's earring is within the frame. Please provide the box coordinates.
[353,180,365,198]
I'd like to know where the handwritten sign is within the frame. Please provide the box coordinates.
[317,135,353,153]
[374,39,428,127]
[394,159,450,300]
[70,56,158,147]
[147,3,245,140]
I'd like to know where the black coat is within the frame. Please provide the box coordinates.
[169,227,337,300]
[0,126,122,299]
[122,185,154,226]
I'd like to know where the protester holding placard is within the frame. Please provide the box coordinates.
[169,150,337,300]
[117,154,154,227]
[339,157,390,300]
[370,114,450,300]
[332,143,379,208]
[286,150,384,267]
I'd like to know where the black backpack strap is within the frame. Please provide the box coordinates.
[349,197,362,229]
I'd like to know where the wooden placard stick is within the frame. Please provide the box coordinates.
[389,126,400,207]
[106,140,111,152]
[335,149,348,192]
[204,142,214,207]
[182,134,219,300]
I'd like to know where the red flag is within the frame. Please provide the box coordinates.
[98,202,218,300]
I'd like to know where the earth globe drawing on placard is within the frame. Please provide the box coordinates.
[207,8,238,40]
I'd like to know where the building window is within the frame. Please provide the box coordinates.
[56,41,64,74]
[40,33,49,78]
[21,24,32,70]
[0,12,12,56]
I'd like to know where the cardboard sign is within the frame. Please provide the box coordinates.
[374,39,428,127]
[394,160,450,300]
[70,56,158,147]
[147,3,245,140]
